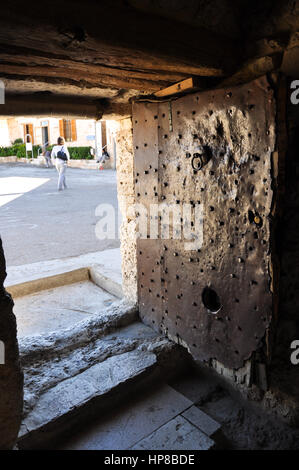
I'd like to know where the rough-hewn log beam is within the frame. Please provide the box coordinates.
[0,53,192,85]
[219,54,283,88]
[0,1,238,79]
[0,64,170,93]
[0,94,132,120]
[1,94,101,119]
[0,52,192,92]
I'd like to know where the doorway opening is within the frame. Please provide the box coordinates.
[0,114,122,336]
[41,121,49,150]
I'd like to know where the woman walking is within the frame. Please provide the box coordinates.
[51,137,70,191]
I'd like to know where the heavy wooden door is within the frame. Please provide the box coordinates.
[133,76,277,369]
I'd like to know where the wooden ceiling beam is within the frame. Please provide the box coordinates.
[0,52,190,91]
[0,1,239,79]
[0,94,102,119]
[0,65,169,93]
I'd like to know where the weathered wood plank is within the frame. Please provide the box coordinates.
[154,78,198,97]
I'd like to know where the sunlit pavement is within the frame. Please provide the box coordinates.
[0,164,119,266]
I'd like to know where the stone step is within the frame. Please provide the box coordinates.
[18,315,185,449]
[18,299,138,363]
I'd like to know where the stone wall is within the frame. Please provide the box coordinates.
[6,118,22,145]
[0,238,23,449]
[106,120,118,170]
[0,119,10,146]
[115,117,138,304]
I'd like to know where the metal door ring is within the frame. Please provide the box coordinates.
[191,153,203,171]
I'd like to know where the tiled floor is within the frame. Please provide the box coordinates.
[131,415,214,451]
[57,377,220,451]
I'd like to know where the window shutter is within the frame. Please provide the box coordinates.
[71,120,77,142]
[59,119,64,138]
[29,124,34,144]
[24,124,34,143]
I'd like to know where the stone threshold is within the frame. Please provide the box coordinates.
[17,310,189,450]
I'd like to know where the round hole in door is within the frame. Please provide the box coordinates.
[202,287,222,314]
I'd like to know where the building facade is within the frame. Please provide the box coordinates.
[0,117,117,168]
[0,117,96,147]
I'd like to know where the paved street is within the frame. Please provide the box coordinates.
[0,164,120,266]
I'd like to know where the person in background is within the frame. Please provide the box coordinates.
[44,147,52,168]
[96,148,110,170]
[51,137,70,191]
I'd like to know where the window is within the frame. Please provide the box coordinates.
[59,119,77,142]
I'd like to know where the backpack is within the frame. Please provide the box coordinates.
[57,146,68,161]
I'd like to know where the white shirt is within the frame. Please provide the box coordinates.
[51,145,70,161]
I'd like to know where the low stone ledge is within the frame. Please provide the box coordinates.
[0,156,108,170]
[7,267,90,299]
